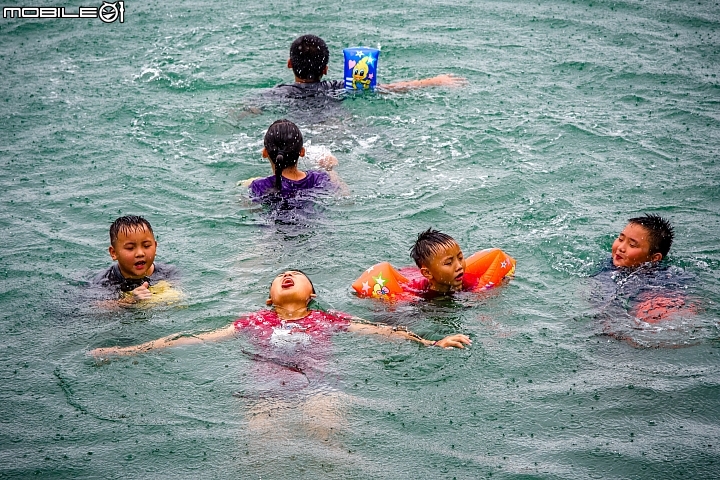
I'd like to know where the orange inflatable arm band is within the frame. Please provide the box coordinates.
[462,248,516,291]
[351,262,409,298]
[632,294,697,324]
[352,249,516,298]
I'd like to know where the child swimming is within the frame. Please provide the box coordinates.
[91,270,469,450]
[90,270,471,358]
[352,228,515,300]
[409,228,468,294]
[594,214,698,346]
[92,215,179,304]
[607,214,691,322]
[271,34,466,99]
[611,213,673,269]
[247,119,346,200]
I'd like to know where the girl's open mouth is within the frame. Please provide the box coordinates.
[282,277,295,288]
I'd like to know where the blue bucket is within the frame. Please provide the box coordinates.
[343,47,380,91]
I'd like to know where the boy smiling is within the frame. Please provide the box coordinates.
[595,214,697,336]
[611,214,673,269]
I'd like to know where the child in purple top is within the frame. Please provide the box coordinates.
[250,170,332,198]
[248,119,345,199]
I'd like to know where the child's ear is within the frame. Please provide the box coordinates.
[650,252,663,262]
[108,245,117,260]
[322,65,328,76]
[287,59,293,69]
[266,297,273,306]
[306,293,317,305]
[262,148,269,158]
[419,266,433,281]
[299,147,305,157]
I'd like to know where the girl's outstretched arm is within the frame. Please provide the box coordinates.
[346,318,471,348]
[90,324,237,357]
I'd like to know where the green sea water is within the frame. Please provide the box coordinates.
[1,0,719,478]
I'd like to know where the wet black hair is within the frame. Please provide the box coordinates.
[410,228,459,268]
[109,215,154,245]
[289,35,330,82]
[264,119,304,191]
[628,214,674,258]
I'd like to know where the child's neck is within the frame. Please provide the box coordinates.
[427,280,457,295]
[280,166,306,181]
[273,302,310,320]
[294,76,321,84]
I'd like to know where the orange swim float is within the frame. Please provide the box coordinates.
[352,248,516,299]
[632,294,697,324]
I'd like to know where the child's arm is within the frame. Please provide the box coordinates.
[317,153,350,196]
[90,324,237,357]
[237,177,262,188]
[379,74,467,93]
[346,318,471,348]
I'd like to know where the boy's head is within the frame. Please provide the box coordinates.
[612,214,673,268]
[267,270,316,306]
[288,35,329,82]
[108,216,157,279]
[410,228,466,293]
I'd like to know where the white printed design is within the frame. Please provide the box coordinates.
[269,322,312,349]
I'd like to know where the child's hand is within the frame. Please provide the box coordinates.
[434,334,472,349]
[132,282,152,302]
[318,153,338,171]
[237,177,261,187]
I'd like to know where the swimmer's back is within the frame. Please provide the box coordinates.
[269,80,345,99]
[249,170,332,199]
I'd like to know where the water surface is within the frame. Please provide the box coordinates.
[1,0,719,478]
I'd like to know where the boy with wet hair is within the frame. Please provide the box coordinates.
[593,213,696,334]
[410,228,466,294]
[289,34,332,84]
[611,213,674,268]
[352,228,514,299]
[93,215,178,303]
[272,34,466,98]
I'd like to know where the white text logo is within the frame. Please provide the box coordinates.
[3,2,124,23]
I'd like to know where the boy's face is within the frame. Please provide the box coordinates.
[267,271,316,306]
[109,227,157,279]
[611,223,662,268]
[420,242,466,293]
